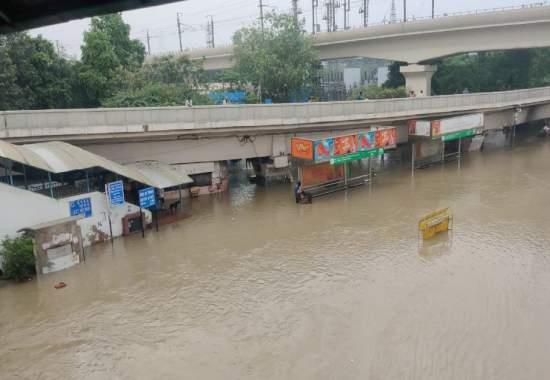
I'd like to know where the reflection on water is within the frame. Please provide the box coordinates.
[2,135,550,380]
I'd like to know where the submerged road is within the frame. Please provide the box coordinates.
[1,134,550,379]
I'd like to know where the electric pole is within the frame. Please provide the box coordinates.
[390,0,397,23]
[146,30,151,55]
[206,15,215,48]
[359,0,369,27]
[403,0,407,22]
[292,0,299,26]
[177,12,183,52]
[259,0,265,33]
[312,0,318,33]
[432,0,435,18]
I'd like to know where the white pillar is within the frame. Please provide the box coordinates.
[400,64,437,97]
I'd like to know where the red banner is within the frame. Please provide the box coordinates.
[334,135,358,156]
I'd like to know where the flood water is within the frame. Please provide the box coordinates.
[2,135,550,380]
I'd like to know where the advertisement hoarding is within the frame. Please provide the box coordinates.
[314,138,334,162]
[408,120,431,137]
[291,138,314,160]
[358,131,376,151]
[334,135,358,156]
[376,128,397,149]
[432,113,484,137]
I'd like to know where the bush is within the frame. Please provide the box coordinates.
[0,235,35,281]
[348,85,407,100]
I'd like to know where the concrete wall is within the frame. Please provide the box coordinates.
[3,87,550,143]
[0,184,151,248]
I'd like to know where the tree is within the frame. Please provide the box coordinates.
[232,12,319,102]
[0,235,35,281]
[0,33,75,110]
[347,85,407,100]
[383,62,405,89]
[78,14,145,106]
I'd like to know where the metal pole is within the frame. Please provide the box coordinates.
[441,139,445,163]
[177,13,183,52]
[178,184,182,212]
[344,162,348,188]
[8,165,13,186]
[312,0,316,33]
[411,143,416,176]
[23,165,28,190]
[146,30,151,55]
[140,207,145,238]
[368,157,373,185]
[432,0,435,18]
[85,170,90,192]
[458,138,462,169]
[259,0,265,33]
[404,0,407,22]
[105,184,114,244]
[48,172,54,198]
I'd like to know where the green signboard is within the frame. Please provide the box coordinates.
[330,148,384,165]
[441,128,476,142]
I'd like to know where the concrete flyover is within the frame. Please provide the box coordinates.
[187,4,550,96]
[1,87,550,166]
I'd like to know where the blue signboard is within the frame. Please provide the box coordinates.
[138,187,156,209]
[69,198,92,218]
[106,180,125,206]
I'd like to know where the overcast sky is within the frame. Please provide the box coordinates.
[29,0,545,58]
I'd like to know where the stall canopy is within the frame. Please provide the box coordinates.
[125,161,193,189]
[0,140,155,187]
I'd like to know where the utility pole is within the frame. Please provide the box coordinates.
[177,12,183,52]
[206,15,215,48]
[432,0,435,18]
[146,29,151,55]
[55,40,61,55]
[390,0,397,23]
[403,0,407,22]
[312,0,318,33]
[259,0,265,33]
[292,0,299,26]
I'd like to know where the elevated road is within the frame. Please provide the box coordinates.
[2,87,550,145]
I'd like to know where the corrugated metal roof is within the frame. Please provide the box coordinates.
[0,140,157,187]
[125,161,193,189]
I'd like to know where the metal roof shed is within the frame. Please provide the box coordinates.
[125,161,193,189]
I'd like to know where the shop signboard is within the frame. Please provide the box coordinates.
[441,128,476,142]
[432,113,484,137]
[408,120,431,137]
[334,135,358,156]
[291,138,314,160]
[330,148,384,165]
[314,138,334,162]
[375,128,397,149]
[358,131,376,151]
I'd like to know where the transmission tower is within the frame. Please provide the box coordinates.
[206,15,215,48]
[343,0,351,30]
[390,0,397,23]
[323,0,339,32]
[359,0,369,27]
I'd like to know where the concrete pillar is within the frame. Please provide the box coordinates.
[400,64,437,97]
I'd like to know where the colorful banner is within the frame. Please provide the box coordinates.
[314,138,334,162]
[357,131,376,151]
[375,128,397,149]
[334,135,358,156]
[291,138,314,160]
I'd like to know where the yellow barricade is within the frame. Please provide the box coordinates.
[419,208,453,240]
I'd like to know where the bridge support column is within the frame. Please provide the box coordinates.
[400,64,437,97]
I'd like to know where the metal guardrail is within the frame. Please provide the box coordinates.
[2,87,550,136]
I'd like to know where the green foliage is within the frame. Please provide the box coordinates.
[383,62,406,89]
[102,83,211,107]
[78,13,145,106]
[0,235,35,282]
[233,12,320,102]
[348,85,407,100]
[0,33,76,110]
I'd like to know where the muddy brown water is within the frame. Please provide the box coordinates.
[2,138,550,380]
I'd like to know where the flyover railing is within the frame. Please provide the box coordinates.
[2,87,550,138]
